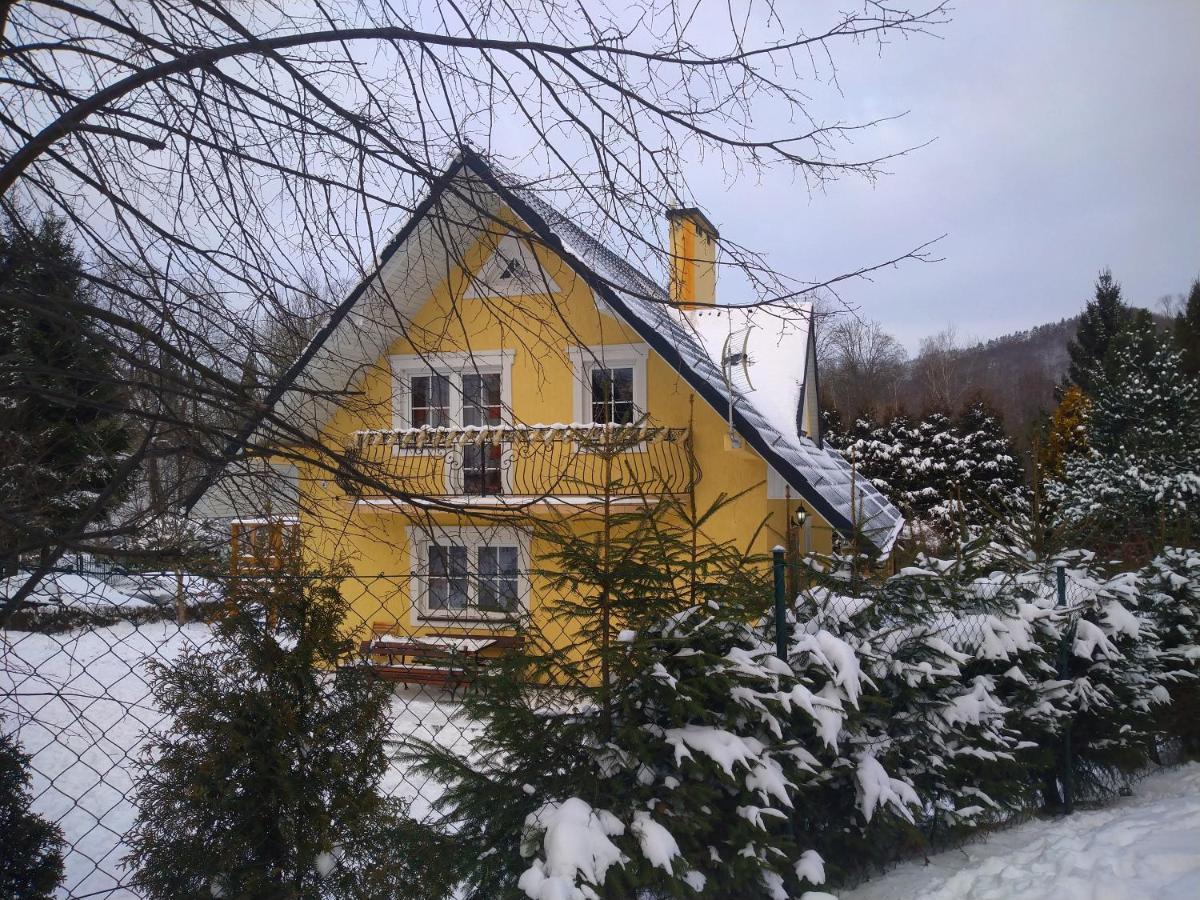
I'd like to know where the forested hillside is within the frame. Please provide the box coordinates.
[942,317,1078,441]
[819,282,1185,450]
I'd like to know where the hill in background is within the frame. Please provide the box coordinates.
[949,317,1078,443]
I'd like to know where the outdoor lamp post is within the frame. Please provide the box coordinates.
[794,507,809,596]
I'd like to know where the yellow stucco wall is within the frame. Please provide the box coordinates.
[291,212,835,645]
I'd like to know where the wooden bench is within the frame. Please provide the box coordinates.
[358,626,523,692]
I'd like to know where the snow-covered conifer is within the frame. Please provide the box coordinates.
[409,492,840,899]
[1049,323,1200,558]
[1138,548,1200,758]
[953,402,1028,522]
[792,544,1054,875]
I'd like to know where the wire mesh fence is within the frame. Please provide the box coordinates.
[1,554,568,898]
[0,550,1186,897]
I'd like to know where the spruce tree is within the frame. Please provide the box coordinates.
[1138,547,1200,760]
[1058,557,1168,792]
[0,216,132,570]
[837,416,904,501]
[408,484,846,899]
[791,539,1060,880]
[951,401,1029,527]
[818,404,844,444]
[912,412,957,515]
[0,723,65,899]
[1050,321,1200,558]
[833,410,1020,551]
[126,566,450,899]
[899,412,958,546]
[1172,278,1200,380]
[1066,268,1131,394]
[972,533,1166,804]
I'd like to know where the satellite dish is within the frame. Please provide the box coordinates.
[718,321,754,449]
[721,325,754,394]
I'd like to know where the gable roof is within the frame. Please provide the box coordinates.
[266,150,904,554]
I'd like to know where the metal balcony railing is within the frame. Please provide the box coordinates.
[336,423,693,501]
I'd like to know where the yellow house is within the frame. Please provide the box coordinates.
[251,151,902,661]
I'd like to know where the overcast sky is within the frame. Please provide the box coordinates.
[693,1,1199,351]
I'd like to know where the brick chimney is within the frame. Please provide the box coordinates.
[667,207,718,310]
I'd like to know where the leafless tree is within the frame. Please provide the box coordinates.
[817,312,908,423]
[0,0,947,606]
[911,325,967,413]
[1157,292,1184,319]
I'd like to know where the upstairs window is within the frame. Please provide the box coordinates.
[569,344,648,427]
[392,355,512,431]
[410,373,451,428]
[390,352,514,495]
[590,366,636,424]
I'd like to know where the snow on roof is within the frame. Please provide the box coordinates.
[495,163,903,553]
[686,304,811,447]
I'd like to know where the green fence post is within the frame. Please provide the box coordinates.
[1055,563,1074,814]
[773,546,788,663]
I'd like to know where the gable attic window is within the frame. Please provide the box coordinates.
[462,234,560,299]
[497,255,524,281]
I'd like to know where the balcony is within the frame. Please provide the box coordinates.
[336,423,692,503]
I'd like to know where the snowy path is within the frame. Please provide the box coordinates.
[842,763,1200,900]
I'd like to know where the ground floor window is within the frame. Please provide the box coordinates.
[413,527,528,620]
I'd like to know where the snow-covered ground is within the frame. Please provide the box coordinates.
[842,763,1200,900]
[1,569,223,619]
[2,621,212,896]
[1,571,156,613]
[1,620,472,898]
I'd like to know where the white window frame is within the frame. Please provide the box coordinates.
[407,525,531,623]
[390,351,515,493]
[390,350,514,430]
[567,343,649,426]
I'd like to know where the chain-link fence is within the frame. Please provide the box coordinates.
[1,551,1188,897]
[2,552,580,898]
